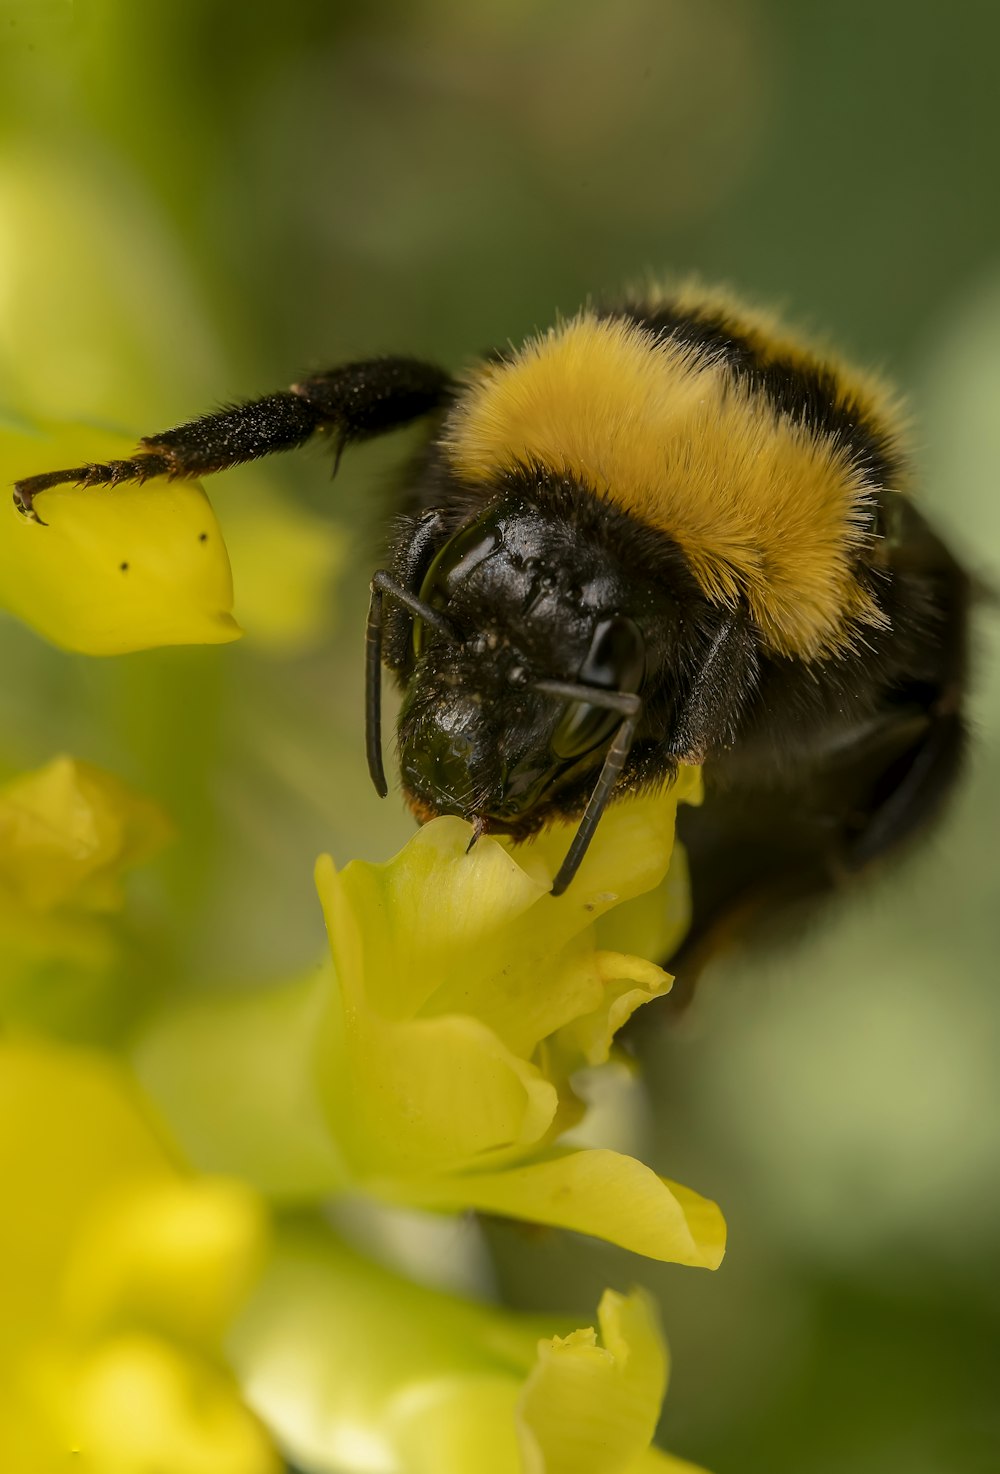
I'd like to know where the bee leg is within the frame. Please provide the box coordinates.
[12,357,452,519]
[845,704,966,866]
[662,699,968,1016]
[12,455,176,522]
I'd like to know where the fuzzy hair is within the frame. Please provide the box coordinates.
[443,307,906,659]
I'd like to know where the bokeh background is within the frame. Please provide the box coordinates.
[1,2,998,1470]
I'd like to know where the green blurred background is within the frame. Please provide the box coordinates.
[1,2,998,1470]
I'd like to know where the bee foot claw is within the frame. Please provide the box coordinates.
[12,484,46,525]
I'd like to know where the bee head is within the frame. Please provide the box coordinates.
[386,497,661,850]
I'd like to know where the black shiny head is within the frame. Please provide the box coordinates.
[365,486,703,893]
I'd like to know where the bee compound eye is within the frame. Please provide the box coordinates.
[413,518,501,659]
[580,615,646,693]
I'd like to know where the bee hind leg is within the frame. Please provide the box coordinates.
[661,700,968,1016]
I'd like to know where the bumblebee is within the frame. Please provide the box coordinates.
[13,285,969,981]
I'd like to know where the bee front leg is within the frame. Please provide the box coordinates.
[12,357,452,521]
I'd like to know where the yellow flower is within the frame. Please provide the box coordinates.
[0,1038,278,1474]
[0,754,171,914]
[0,754,172,982]
[518,1289,707,1474]
[234,1219,707,1474]
[0,414,241,654]
[138,776,726,1269]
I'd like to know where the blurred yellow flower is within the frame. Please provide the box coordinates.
[234,1220,707,1474]
[0,414,241,654]
[0,754,172,981]
[0,754,171,913]
[139,775,726,1269]
[0,1039,278,1474]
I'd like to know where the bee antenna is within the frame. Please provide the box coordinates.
[365,579,390,799]
[550,697,642,897]
[365,570,460,800]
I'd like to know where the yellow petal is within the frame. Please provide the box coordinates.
[442,782,701,1058]
[404,1149,726,1267]
[389,1373,522,1474]
[325,1011,559,1179]
[0,756,172,913]
[0,1042,170,1357]
[62,1177,268,1348]
[65,1335,279,1474]
[552,950,673,1069]
[596,837,692,968]
[507,769,701,909]
[315,822,547,1024]
[0,419,241,653]
[517,1288,666,1474]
